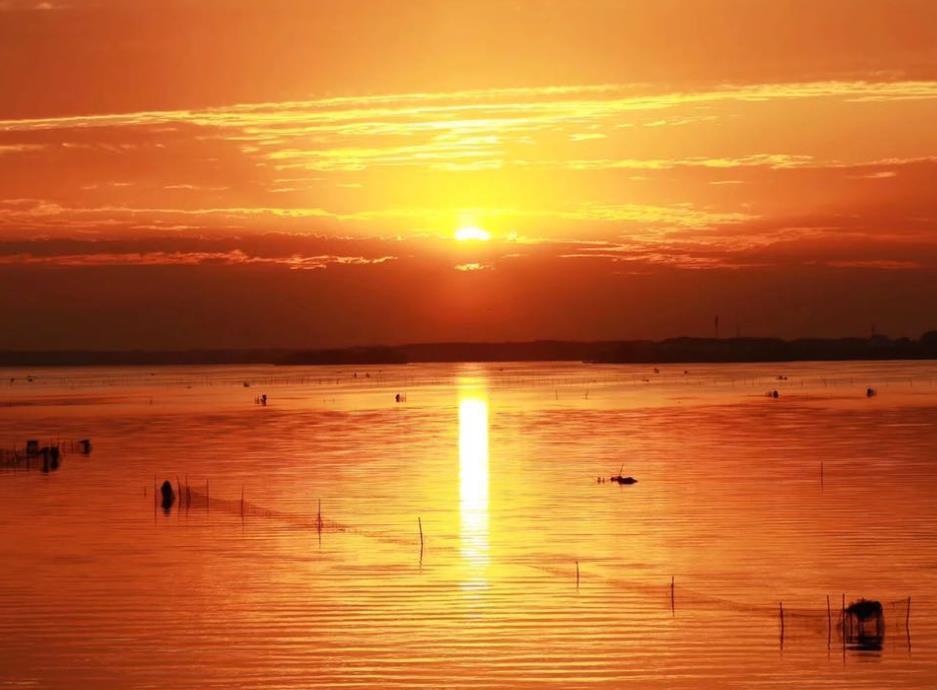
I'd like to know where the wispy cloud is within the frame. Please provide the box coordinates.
[824,259,921,270]
[0,248,397,270]
[1,79,937,269]
[0,0,65,10]
[1,231,934,276]
[0,197,754,234]
[0,144,44,155]
[3,81,937,176]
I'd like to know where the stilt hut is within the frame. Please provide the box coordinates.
[843,599,885,650]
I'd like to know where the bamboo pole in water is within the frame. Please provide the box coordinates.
[779,602,785,646]
[418,517,424,559]
[842,593,846,659]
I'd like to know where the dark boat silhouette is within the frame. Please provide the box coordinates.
[610,465,638,484]
[610,475,638,485]
[160,480,176,513]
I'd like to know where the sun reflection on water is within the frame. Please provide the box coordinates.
[459,393,489,587]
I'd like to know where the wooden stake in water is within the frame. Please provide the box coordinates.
[317,499,323,533]
[206,480,210,512]
[842,593,846,660]
[906,596,911,631]
[418,517,424,560]
[576,560,580,589]
[671,576,675,615]
[827,594,832,646]
[779,602,785,648]
[240,485,245,518]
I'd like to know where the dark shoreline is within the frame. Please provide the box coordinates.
[2,333,937,367]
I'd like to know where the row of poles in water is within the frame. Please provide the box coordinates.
[151,479,912,655]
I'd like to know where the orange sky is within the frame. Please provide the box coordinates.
[2,0,937,349]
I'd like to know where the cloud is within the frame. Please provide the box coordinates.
[0,78,936,273]
[2,80,937,176]
[0,0,64,9]
[0,245,397,270]
[0,144,44,155]
[847,170,898,180]
[2,230,933,277]
[559,154,815,171]
[0,197,754,235]
[825,259,921,269]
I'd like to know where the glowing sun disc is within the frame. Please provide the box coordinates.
[455,226,491,242]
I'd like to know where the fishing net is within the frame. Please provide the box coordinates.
[0,440,90,470]
[154,481,914,649]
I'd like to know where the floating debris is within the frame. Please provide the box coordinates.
[866,387,877,397]
[26,440,40,456]
[79,439,93,454]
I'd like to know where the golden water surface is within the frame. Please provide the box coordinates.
[1,361,935,689]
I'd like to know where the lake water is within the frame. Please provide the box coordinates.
[1,361,935,689]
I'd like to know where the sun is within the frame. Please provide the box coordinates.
[454,226,491,242]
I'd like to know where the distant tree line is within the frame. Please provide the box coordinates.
[2,332,937,366]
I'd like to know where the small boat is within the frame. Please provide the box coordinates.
[610,475,638,485]
[609,465,638,484]
[160,480,176,512]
